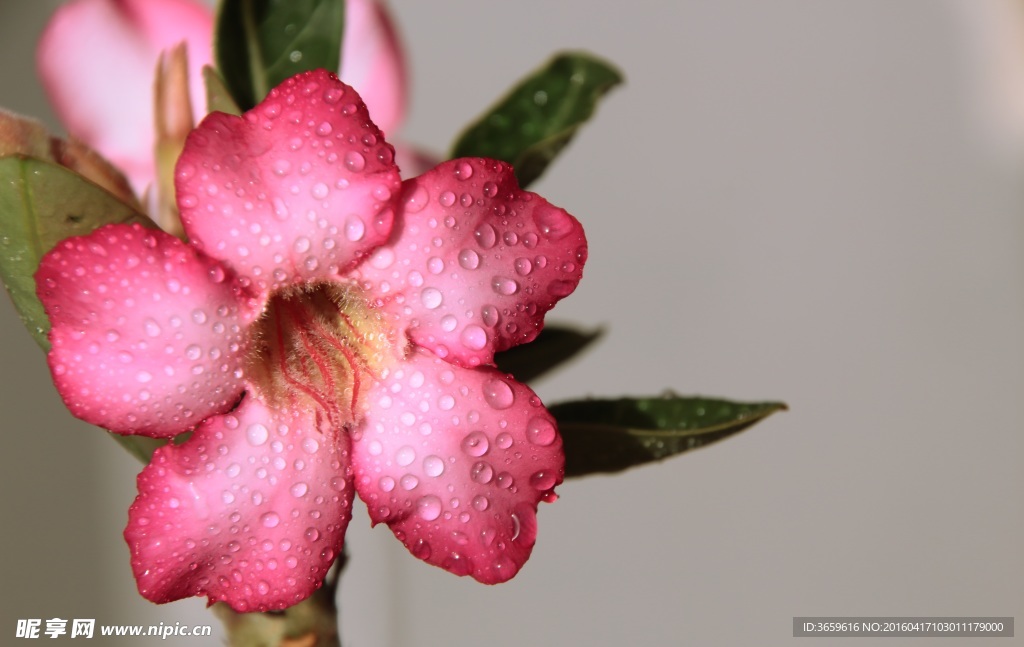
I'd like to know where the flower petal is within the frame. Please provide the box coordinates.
[177,70,402,294]
[352,348,563,583]
[355,158,587,367]
[340,0,407,137]
[126,394,353,611]
[37,0,213,194]
[36,224,252,437]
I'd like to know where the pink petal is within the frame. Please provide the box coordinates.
[37,0,213,195]
[126,394,353,611]
[36,223,253,437]
[176,70,402,294]
[352,347,563,583]
[340,0,407,137]
[355,158,587,367]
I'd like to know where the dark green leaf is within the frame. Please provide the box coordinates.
[0,156,162,461]
[494,325,603,382]
[215,0,345,110]
[450,52,623,187]
[553,396,787,477]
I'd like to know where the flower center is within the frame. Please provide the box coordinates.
[246,283,397,428]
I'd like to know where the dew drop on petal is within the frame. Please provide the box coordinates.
[460,325,487,350]
[530,470,558,491]
[417,495,442,521]
[461,431,489,457]
[247,423,269,446]
[491,276,519,296]
[290,482,308,498]
[483,378,515,410]
[423,455,444,477]
[345,216,366,242]
[472,495,490,511]
[458,248,480,270]
[396,446,416,466]
[527,416,557,446]
[474,223,497,249]
[421,287,443,309]
[470,461,494,484]
[344,151,366,172]
[260,512,280,528]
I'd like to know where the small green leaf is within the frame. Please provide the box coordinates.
[215,0,345,111]
[0,156,162,461]
[0,156,151,348]
[494,325,603,383]
[552,396,787,477]
[450,52,623,187]
[203,65,243,116]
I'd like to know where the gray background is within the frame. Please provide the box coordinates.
[1,1,1022,646]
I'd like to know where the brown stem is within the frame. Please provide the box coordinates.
[214,549,347,647]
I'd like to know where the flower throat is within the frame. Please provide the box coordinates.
[246,283,395,427]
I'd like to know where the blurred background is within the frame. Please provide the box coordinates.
[1,1,1022,645]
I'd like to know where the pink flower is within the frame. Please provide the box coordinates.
[36,70,586,611]
[37,0,406,196]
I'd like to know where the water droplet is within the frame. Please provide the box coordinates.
[461,325,487,350]
[534,205,574,239]
[191,309,208,325]
[302,437,319,454]
[427,257,444,274]
[260,512,280,528]
[472,495,490,511]
[423,455,444,477]
[540,276,574,297]
[527,417,557,446]
[400,473,419,490]
[311,182,329,199]
[481,305,499,327]
[491,276,519,296]
[345,216,365,242]
[455,161,474,179]
[461,430,489,457]
[441,315,457,332]
[379,476,395,492]
[290,482,308,498]
[420,287,443,309]
[483,378,515,410]
[396,446,416,466]
[496,432,513,449]
[344,151,366,172]
[185,345,202,361]
[305,527,320,541]
[439,191,456,207]
[417,495,442,521]
[530,470,558,491]
[143,318,161,337]
[458,249,480,270]
[293,237,311,253]
[470,461,494,484]
[247,423,269,446]
[514,257,533,275]
[316,121,333,136]
[406,186,428,212]
[475,223,497,249]
[136,371,152,383]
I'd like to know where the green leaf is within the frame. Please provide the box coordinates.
[450,52,623,187]
[494,325,603,383]
[552,396,787,477]
[0,155,163,462]
[0,156,151,348]
[215,0,345,111]
[203,65,243,116]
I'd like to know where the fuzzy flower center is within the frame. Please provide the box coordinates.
[246,283,395,427]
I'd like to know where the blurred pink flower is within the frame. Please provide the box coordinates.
[37,0,407,195]
[36,70,585,611]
